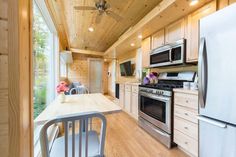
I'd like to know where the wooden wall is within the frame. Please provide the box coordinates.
[0,0,9,156]
[68,53,108,93]
[116,49,140,83]
[68,54,90,87]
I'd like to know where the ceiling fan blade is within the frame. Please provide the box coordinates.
[106,10,122,22]
[74,6,97,10]
[95,14,103,24]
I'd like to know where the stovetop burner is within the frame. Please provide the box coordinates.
[139,80,183,91]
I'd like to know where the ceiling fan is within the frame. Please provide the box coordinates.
[74,0,122,24]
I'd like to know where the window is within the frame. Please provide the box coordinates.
[33,1,58,119]
[33,0,59,156]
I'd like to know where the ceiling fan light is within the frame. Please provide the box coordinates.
[190,0,199,6]
[88,27,94,32]
[131,43,135,47]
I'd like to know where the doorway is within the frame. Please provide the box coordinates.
[88,58,104,93]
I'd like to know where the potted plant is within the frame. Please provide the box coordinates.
[56,81,69,103]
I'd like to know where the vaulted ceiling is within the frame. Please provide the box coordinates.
[45,0,162,52]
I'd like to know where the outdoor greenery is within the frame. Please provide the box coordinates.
[33,3,50,119]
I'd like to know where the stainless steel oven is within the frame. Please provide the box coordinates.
[138,87,173,148]
[150,39,186,68]
[138,72,196,148]
[139,89,172,134]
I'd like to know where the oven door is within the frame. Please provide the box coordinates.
[139,91,172,134]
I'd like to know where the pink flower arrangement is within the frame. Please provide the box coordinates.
[56,81,69,94]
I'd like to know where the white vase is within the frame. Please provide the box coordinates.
[58,92,66,103]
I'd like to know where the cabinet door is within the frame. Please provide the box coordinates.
[131,92,139,120]
[119,89,124,108]
[141,37,151,68]
[230,0,236,4]
[124,91,131,112]
[186,1,216,62]
[152,29,165,49]
[165,18,185,44]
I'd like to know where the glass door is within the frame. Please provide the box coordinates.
[150,50,170,65]
[140,95,166,123]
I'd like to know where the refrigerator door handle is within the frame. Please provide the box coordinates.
[198,37,208,108]
[198,116,227,128]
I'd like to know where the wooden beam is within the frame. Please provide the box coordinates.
[104,0,175,55]
[70,48,104,56]
[8,0,33,156]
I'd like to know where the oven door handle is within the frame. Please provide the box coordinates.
[139,92,170,102]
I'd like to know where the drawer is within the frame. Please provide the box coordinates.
[174,105,198,124]
[132,85,139,93]
[174,116,198,140]
[125,84,131,92]
[174,93,198,110]
[174,129,198,157]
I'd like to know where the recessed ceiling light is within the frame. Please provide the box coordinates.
[131,43,135,47]
[88,27,94,32]
[190,0,199,6]
[138,35,143,39]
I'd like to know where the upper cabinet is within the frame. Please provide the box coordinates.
[186,1,216,63]
[230,0,236,4]
[152,29,165,49]
[165,18,186,44]
[141,37,151,68]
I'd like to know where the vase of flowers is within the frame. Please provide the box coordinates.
[56,81,69,103]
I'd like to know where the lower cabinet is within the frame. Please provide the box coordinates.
[124,90,131,112]
[131,89,139,120]
[119,83,139,120]
[173,89,198,157]
[119,84,125,108]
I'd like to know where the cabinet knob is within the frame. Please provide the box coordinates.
[185,142,188,145]
[184,127,188,130]
[186,100,189,103]
[184,113,189,116]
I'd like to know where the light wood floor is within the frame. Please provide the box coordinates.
[96,111,188,157]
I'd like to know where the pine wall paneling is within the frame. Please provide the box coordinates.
[0,0,8,156]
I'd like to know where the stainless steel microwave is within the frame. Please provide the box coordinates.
[149,39,186,68]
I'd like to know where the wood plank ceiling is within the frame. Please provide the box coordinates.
[45,0,162,52]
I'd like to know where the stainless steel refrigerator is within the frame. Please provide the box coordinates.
[198,3,236,157]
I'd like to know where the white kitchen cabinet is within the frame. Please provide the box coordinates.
[165,18,186,44]
[173,89,199,157]
[119,84,125,108]
[152,29,165,49]
[119,83,139,120]
[124,84,131,112]
[131,92,139,120]
[186,1,216,62]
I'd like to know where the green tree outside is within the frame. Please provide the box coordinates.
[33,3,50,119]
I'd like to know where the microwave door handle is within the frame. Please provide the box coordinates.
[169,49,172,62]
[198,37,208,108]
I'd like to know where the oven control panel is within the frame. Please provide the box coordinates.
[139,87,172,97]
